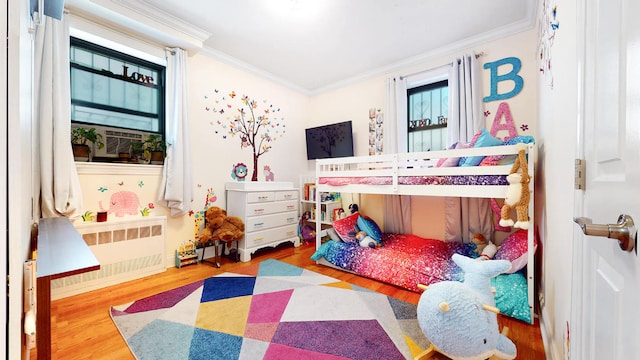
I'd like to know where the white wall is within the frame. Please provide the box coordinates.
[7,0,37,357]
[76,50,311,265]
[535,0,577,358]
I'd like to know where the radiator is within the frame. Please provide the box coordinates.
[51,216,167,300]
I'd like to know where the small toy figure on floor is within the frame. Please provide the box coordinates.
[472,233,498,260]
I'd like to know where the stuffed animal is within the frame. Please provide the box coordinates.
[472,233,488,254]
[499,143,530,230]
[472,233,498,260]
[199,206,245,243]
[479,242,498,261]
[355,231,377,248]
[416,254,516,360]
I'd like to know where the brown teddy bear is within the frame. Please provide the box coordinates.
[199,206,245,243]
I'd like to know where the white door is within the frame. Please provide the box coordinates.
[573,0,640,359]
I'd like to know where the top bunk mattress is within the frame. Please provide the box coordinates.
[319,174,508,186]
[314,140,536,198]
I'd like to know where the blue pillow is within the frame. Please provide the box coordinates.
[459,128,503,166]
[356,215,383,243]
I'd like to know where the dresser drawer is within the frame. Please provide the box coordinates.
[246,200,298,216]
[244,224,298,248]
[245,211,298,232]
[246,192,275,203]
[275,190,298,201]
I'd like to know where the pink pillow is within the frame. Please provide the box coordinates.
[332,212,360,243]
[494,229,536,273]
[436,142,471,167]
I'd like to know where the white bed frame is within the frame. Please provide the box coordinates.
[313,143,536,324]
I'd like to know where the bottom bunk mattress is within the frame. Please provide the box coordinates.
[311,233,477,293]
[310,233,532,323]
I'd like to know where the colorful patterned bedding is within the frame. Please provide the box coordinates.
[310,233,532,323]
[318,175,508,187]
[311,233,478,293]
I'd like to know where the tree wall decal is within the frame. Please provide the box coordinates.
[205,90,286,181]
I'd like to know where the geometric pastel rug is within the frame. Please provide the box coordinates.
[110,259,430,359]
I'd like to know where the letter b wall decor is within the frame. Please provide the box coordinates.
[483,57,524,102]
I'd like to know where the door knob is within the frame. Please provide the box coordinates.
[574,214,636,252]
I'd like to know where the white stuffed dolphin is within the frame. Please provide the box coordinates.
[416,254,516,360]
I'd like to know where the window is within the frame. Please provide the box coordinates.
[70,37,165,161]
[407,80,448,152]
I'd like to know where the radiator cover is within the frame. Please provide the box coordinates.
[51,216,167,300]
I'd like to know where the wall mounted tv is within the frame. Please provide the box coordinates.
[305,120,354,160]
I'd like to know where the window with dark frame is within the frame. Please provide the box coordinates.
[70,37,166,162]
[407,79,448,152]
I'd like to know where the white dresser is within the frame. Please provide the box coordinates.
[226,182,300,262]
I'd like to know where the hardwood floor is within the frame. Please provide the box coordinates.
[35,242,546,359]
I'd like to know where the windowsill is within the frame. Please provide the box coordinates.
[75,161,163,176]
[408,123,447,132]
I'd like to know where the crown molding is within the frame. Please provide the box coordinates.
[67,0,211,53]
[104,0,211,43]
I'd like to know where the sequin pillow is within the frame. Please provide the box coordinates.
[494,229,535,273]
[479,135,535,166]
[491,271,531,323]
[332,212,360,243]
[356,215,383,243]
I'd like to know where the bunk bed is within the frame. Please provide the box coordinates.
[310,140,537,324]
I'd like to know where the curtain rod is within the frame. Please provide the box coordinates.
[399,51,484,80]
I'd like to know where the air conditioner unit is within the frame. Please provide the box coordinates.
[91,126,147,158]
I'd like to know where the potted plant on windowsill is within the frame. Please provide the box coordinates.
[71,127,105,162]
[143,134,168,165]
[130,141,147,164]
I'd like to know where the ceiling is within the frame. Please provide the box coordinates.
[64,0,536,95]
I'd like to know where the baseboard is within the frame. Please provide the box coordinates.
[539,304,564,360]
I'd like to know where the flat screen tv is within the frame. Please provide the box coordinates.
[305,121,354,160]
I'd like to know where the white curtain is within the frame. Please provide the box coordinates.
[35,15,83,218]
[383,77,408,153]
[382,77,411,234]
[158,48,193,216]
[444,53,492,242]
[447,54,483,146]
